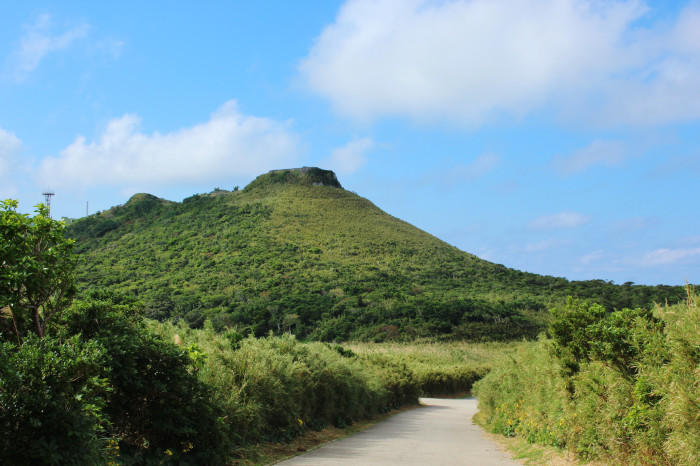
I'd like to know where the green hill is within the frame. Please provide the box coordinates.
[67,167,685,341]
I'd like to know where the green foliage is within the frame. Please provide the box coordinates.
[1,202,229,465]
[0,291,230,465]
[349,341,506,395]
[152,323,419,447]
[650,287,700,464]
[550,298,663,378]
[0,335,109,465]
[549,298,607,373]
[474,291,700,465]
[473,339,569,445]
[151,323,510,453]
[65,175,686,341]
[1,200,77,340]
[57,292,230,465]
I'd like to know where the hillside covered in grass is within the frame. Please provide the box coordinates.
[67,167,685,341]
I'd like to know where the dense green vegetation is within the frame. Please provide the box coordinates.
[4,197,698,464]
[348,341,514,395]
[474,289,700,465]
[66,168,686,341]
[3,199,512,464]
[1,202,229,464]
[151,322,509,455]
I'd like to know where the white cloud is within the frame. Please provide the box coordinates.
[613,216,655,233]
[436,153,500,185]
[0,127,22,198]
[418,153,500,187]
[597,4,700,126]
[12,14,89,80]
[301,0,700,126]
[97,39,125,60]
[580,250,605,265]
[680,235,700,245]
[323,137,373,175]
[0,127,22,177]
[552,140,628,175]
[454,153,500,180]
[524,239,568,253]
[653,153,700,176]
[38,100,300,189]
[639,247,700,266]
[529,211,590,229]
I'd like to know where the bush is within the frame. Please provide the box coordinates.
[0,292,230,465]
[474,293,700,465]
[151,323,423,449]
[0,336,109,465]
[58,293,230,465]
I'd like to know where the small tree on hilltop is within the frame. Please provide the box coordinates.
[0,200,77,342]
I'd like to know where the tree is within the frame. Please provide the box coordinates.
[0,201,230,464]
[0,200,76,342]
[549,297,663,379]
[57,293,230,464]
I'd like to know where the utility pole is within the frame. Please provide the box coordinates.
[86,201,89,217]
[42,192,55,218]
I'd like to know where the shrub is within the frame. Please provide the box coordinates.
[1,202,229,463]
[58,294,230,465]
[0,335,109,465]
[474,293,699,465]
[151,323,424,450]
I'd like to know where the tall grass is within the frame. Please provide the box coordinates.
[149,323,515,456]
[474,291,699,465]
[154,324,400,444]
[349,341,518,395]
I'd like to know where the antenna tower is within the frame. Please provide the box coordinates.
[42,192,55,218]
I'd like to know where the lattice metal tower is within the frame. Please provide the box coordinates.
[42,192,55,218]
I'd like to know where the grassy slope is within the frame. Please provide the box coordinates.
[67,169,686,340]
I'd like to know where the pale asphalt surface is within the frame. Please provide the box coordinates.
[276,397,520,465]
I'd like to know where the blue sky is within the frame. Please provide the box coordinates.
[1,0,698,285]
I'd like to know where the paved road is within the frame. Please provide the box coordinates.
[277,397,520,465]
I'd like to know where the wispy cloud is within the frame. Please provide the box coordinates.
[38,100,300,189]
[452,153,500,180]
[680,235,700,246]
[11,14,89,81]
[652,153,700,177]
[413,153,500,189]
[529,211,590,229]
[430,153,500,186]
[0,127,22,198]
[301,0,700,127]
[580,250,605,265]
[639,247,700,266]
[0,128,21,176]
[552,140,628,175]
[524,239,569,253]
[323,137,373,175]
[96,38,125,60]
[612,216,655,234]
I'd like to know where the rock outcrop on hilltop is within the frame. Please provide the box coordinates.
[244,167,343,191]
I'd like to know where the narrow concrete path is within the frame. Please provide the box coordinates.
[277,397,520,465]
